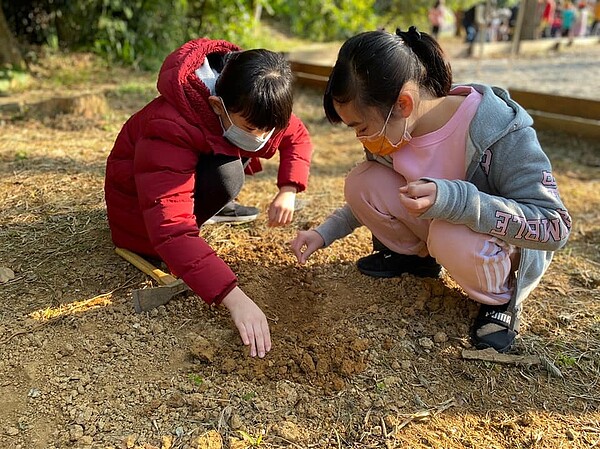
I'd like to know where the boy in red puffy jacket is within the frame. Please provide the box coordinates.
[104,38,313,358]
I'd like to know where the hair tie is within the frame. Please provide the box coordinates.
[409,26,421,39]
[395,26,422,43]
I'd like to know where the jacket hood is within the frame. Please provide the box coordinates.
[464,83,534,151]
[156,38,241,140]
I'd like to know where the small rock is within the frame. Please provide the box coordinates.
[229,413,243,430]
[433,331,448,343]
[123,434,137,448]
[273,421,303,443]
[69,424,84,441]
[189,335,216,363]
[0,267,15,283]
[566,429,578,441]
[80,435,93,446]
[6,427,19,436]
[27,388,41,398]
[194,430,222,449]
[419,337,435,350]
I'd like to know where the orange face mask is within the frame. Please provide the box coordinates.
[358,106,412,156]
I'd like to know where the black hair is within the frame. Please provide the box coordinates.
[215,49,293,131]
[323,26,452,123]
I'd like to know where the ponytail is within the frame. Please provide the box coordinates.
[395,26,452,97]
[324,27,453,124]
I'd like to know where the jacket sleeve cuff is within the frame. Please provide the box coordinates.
[211,280,238,306]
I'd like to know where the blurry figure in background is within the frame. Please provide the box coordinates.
[561,1,577,37]
[428,0,446,40]
[539,0,557,37]
[496,7,514,41]
[462,2,491,54]
[550,8,563,36]
[573,1,589,36]
[508,5,520,39]
[462,3,480,44]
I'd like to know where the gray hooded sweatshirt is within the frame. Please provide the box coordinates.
[315,84,572,317]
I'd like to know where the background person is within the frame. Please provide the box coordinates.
[428,0,446,40]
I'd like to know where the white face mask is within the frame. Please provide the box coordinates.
[219,98,274,152]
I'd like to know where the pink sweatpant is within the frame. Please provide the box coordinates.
[345,161,518,306]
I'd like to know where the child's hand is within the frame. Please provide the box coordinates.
[268,186,297,227]
[289,230,324,264]
[221,287,271,358]
[399,180,437,217]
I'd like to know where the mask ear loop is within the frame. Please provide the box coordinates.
[219,97,234,125]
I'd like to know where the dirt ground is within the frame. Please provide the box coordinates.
[0,45,599,449]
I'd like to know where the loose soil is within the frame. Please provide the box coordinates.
[0,44,599,449]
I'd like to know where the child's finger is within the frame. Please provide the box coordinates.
[237,323,250,346]
[245,326,257,357]
[254,329,266,358]
[261,321,272,353]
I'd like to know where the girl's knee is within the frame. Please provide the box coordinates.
[344,161,403,207]
[427,220,461,263]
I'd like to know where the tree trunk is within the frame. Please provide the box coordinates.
[520,0,540,40]
[0,6,25,69]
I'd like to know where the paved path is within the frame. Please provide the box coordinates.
[450,45,600,101]
[288,39,600,101]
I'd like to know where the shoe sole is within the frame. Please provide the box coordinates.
[357,266,442,278]
[203,215,258,225]
[472,340,514,353]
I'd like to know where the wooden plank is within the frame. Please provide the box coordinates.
[292,72,329,91]
[289,61,332,78]
[529,111,600,139]
[509,88,600,121]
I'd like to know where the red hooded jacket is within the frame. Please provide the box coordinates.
[104,38,313,305]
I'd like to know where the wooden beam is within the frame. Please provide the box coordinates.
[289,61,332,78]
[528,111,600,140]
[509,88,600,121]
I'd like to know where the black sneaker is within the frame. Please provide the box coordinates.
[204,201,259,225]
[356,250,441,278]
[471,302,520,353]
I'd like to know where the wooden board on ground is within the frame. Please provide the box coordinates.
[509,88,600,140]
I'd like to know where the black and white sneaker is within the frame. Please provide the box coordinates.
[204,201,259,225]
[471,302,520,353]
[356,250,441,278]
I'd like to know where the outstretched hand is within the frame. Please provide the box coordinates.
[268,187,297,227]
[221,287,271,358]
[399,180,437,217]
[289,230,324,264]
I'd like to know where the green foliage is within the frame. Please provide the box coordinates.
[5,0,514,70]
[91,0,189,70]
[188,373,204,386]
[237,430,264,447]
[271,0,378,41]
[556,353,577,368]
[0,67,31,93]
[241,391,256,401]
